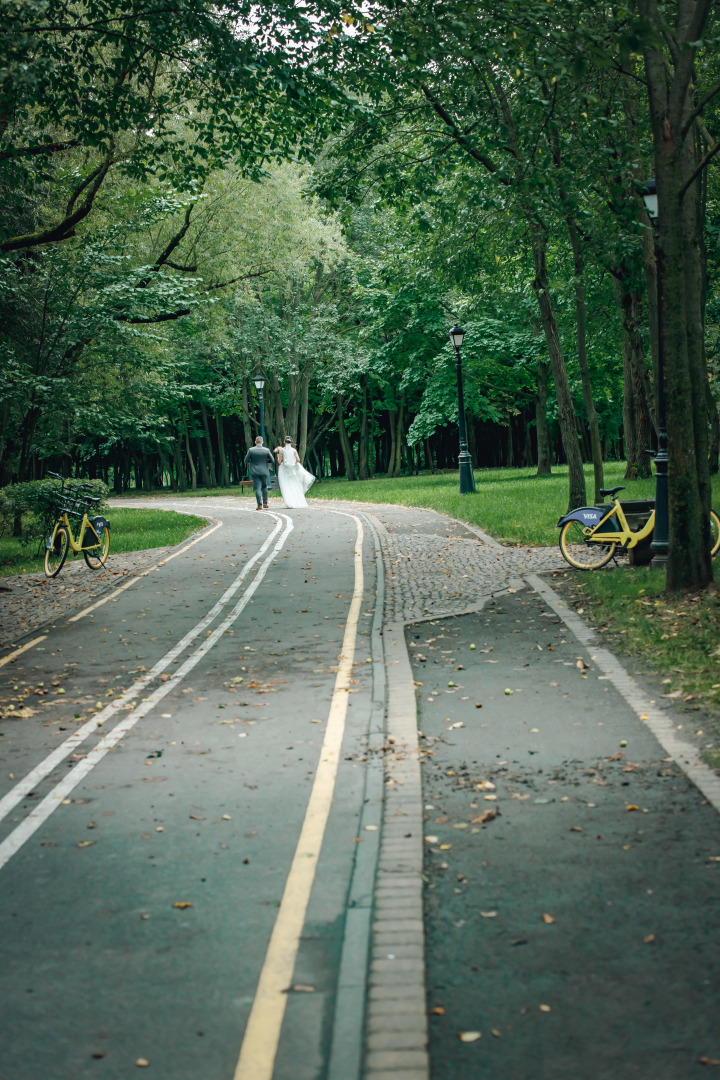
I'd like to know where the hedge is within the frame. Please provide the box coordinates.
[0,478,109,549]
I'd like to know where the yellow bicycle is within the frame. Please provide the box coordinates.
[44,472,111,578]
[558,485,720,570]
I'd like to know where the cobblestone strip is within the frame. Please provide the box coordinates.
[364,622,429,1080]
[381,532,564,625]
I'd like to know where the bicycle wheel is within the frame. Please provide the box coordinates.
[559,520,617,570]
[44,524,69,578]
[83,526,110,569]
[710,510,720,557]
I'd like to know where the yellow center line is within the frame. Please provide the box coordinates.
[0,636,48,670]
[233,515,365,1080]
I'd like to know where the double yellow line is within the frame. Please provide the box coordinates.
[233,515,365,1080]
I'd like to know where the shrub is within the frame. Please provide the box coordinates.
[0,479,109,549]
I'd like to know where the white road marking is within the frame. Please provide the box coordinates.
[0,512,290,836]
[67,518,224,623]
[0,512,294,870]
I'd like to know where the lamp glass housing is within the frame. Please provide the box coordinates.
[642,178,658,220]
[449,325,466,350]
[253,373,265,391]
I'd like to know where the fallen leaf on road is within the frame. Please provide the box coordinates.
[424,835,439,844]
[172,901,192,909]
[471,810,497,824]
[135,1059,150,1068]
[77,840,94,848]
[428,1006,445,1016]
[643,934,656,944]
[491,1028,502,1038]
[189,815,205,821]
[539,1004,552,1012]
[292,984,315,993]
[570,826,583,832]
[480,910,498,918]
[542,913,556,924]
[458,1031,482,1043]
[625,805,640,812]
[699,1057,720,1067]
[576,659,588,672]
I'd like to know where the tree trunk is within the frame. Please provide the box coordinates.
[358,375,370,479]
[708,383,719,475]
[199,403,216,486]
[171,436,187,491]
[195,436,213,489]
[532,226,586,509]
[535,359,552,476]
[336,394,357,480]
[466,414,478,468]
[392,401,405,477]
[299,375,310,461]
[424,438,435,473]
[643,5,713,590]
[241,379,253,460]
[215,411,230,487]
[386,410,397,477]
[567,219,604,502]
[180,410,197,491]
[618,287,653,479]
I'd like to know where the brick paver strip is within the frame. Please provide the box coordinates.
[364,616,429,1079]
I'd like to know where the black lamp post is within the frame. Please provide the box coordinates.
[642,178,668,567]
[253,372,266,445]
[449,325,476,494]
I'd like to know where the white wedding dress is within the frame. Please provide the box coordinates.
[278,445,315,507]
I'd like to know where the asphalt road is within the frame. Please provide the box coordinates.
[0,502,381,1080]
[413,588,720,1080]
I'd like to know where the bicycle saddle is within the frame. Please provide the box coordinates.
[599,486,625,498]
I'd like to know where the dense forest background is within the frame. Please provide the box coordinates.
[1,0,719,585]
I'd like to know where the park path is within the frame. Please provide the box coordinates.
[1,494,719,1080]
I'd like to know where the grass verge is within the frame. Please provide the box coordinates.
[552,565,720,767]
[306,464,671,546]
[0,508,208,578]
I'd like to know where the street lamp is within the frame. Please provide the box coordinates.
[449,325,476,494]
[642,178,668,567]
[253,372,266,445]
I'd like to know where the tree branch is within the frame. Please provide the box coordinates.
[682,81,720,138]
[417,83,509,181]
[0,139,79,164]
[165,259,198,272]
[0,154,114,252]
[680,137,720,199]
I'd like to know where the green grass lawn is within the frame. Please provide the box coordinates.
[0,507,208,578]
[305,463,718,547]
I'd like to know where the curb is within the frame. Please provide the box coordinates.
[526,572,720,816]
[364,620,429,1080]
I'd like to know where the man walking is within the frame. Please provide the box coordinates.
[244,436,276,510]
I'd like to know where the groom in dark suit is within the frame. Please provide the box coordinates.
[244,436,276,509]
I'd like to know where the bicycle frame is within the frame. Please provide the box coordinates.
[49,509,103,553]
[558,499,654,551]
[587,501,655,551]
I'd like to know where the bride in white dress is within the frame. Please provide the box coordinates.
[274,436,315,508]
